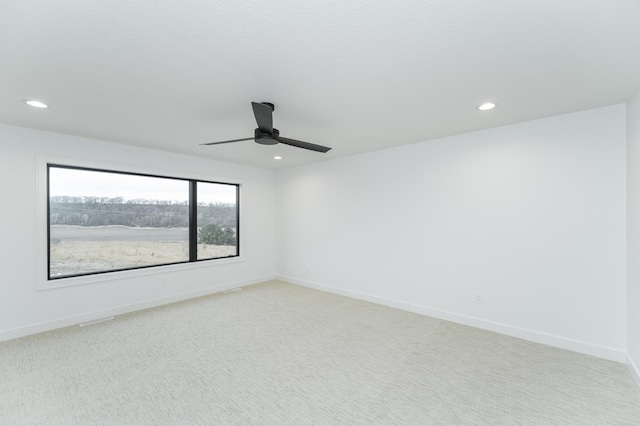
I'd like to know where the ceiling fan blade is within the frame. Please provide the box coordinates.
[278,137,332,153]
[200,137,253,146]
[251,102,274,133]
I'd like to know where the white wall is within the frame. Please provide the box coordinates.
[276,104,627,361]
[627,90,640,383]
[0,123,277,341]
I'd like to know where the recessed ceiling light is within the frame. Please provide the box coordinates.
[477,102,496,111]
[24,99,49,109]
[273,156,282,160]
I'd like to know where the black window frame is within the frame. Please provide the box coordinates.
[47,163,240,280]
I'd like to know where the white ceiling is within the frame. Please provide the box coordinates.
[1,1,640,170]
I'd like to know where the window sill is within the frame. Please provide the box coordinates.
[37,255,245,291]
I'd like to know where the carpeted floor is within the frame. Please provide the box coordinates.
[2,280,639,425]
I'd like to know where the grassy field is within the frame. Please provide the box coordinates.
[50,225,236,277]
[50,224,190,242]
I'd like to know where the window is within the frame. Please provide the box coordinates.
[197,182,239,260]
[48,164,239,280]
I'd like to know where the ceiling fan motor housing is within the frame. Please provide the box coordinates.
[255,128,279,145]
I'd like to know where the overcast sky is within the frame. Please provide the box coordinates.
[49,167,236,204]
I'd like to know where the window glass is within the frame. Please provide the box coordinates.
[197,182,239,260]
[48,165,240,280]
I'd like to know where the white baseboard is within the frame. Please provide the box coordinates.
[0,275,276,343]
[278,275,627,363]
[628,355,640,390]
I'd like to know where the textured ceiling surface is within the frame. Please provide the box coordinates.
[1,0,640,169]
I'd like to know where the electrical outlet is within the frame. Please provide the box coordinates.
[475,293,483,304]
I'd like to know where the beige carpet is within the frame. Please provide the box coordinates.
[2,280,639,425]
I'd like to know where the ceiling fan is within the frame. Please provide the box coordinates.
[201,102,332,153]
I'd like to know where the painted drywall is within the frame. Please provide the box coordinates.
[628,89,640,383]
[276,104,627,361]
[0,123,276,341]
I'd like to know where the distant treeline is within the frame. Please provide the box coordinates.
[50,196,237,229]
